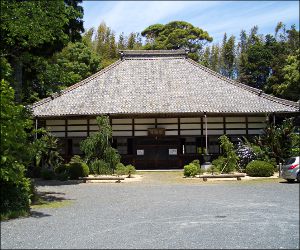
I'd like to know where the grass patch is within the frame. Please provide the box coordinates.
[31,200,73,209]
[136,171,283,185]
[30,190,73,209]
[0,209,29,221]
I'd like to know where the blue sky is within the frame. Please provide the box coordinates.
[81,1,299,44]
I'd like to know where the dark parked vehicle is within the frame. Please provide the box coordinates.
[281,156,300,182]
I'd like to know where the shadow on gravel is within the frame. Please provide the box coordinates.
[29,211,51,218]
[279,181,300,184]
[37,191,68,202]
[33,178,83,187]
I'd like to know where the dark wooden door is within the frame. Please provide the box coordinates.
[135,137,180,169]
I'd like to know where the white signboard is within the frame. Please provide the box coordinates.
[137,149,144,155]
[169,149,177,155]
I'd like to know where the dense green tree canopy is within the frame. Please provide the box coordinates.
[0,0,84,102]
[38,42,101,91]
[201,22,299,101]
[142,21,213,60]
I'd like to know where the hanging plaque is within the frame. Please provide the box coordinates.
[137,149,144,155]
[169,149,177,155]
[148,128,165,136]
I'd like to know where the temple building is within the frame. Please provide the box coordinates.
[31,50,299,169]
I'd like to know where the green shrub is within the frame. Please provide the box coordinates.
[212,156,226,170]
[184,163,199,177]
[206,165,220,175]
[191,159,200,168]
[115,163,127,175]
[91,159,112,175]
[103,147,120,171]
[54,164,68,174]
[126,164,136,178]
[68,155,89,179]
[41,168,55,180]
[1,175,31,219]
[56,172,69,181]
[245,160,275,177]
[218,135,239,173]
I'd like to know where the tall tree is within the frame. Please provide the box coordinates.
[82,28,95,49]
[210,44,220,73]
[118,32,126,50]
[141,21,213,61]
[221,34,236,78]
[37,42,101,93]
[0,0,84,102]
[0,80,33,217]
[278,49,300,101]
[200,47,211,68]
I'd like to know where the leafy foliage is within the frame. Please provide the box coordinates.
[41,168,56,180]
[80,116,120,174]
[256,118,295,164]
[184,159,204,177]
[0,80,32,217]
[1,0,84,102]
[279,49,300,101]
[211,156,226,172]
[38,42,101,90]
[90,159,112,175]
[201,23,299,101]
[142,21,213,61]
[29,131,64,177]
[115,163,127,176]
[126,165,136,178]
[67,155,89,179]
[245,160,274,177]
[184,164,199,177]
[116,164,137,178]
[218,135,239,173]
[206,165,220,175]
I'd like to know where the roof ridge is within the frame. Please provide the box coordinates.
[119,49,188,59]
[186,58,299,109]
[31,59,123,109]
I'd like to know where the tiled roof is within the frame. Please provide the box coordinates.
[32,50,299,117]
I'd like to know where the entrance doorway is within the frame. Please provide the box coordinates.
[135,137,181,169]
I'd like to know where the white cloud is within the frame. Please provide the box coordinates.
[82,0,299,43]
[83,1,219,35]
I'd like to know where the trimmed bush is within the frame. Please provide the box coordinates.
[245,160,275,177]
[68,155,89,179]
[56,172,69,181]
[184,163,199,177]
[115,163,126,175]
[191,159,200,168]
[54,164,68,174]
[41,168,55,180]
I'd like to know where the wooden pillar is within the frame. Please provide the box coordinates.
[87,118,90,137]
[132,118,134,137]
[245,116,248,136]
[204,113,208,153]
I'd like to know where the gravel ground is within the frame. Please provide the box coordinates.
[1,174,299,249]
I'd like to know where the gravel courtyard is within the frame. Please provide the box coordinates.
[1,173,299,249]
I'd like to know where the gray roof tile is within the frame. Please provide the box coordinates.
[32,50,299,117]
